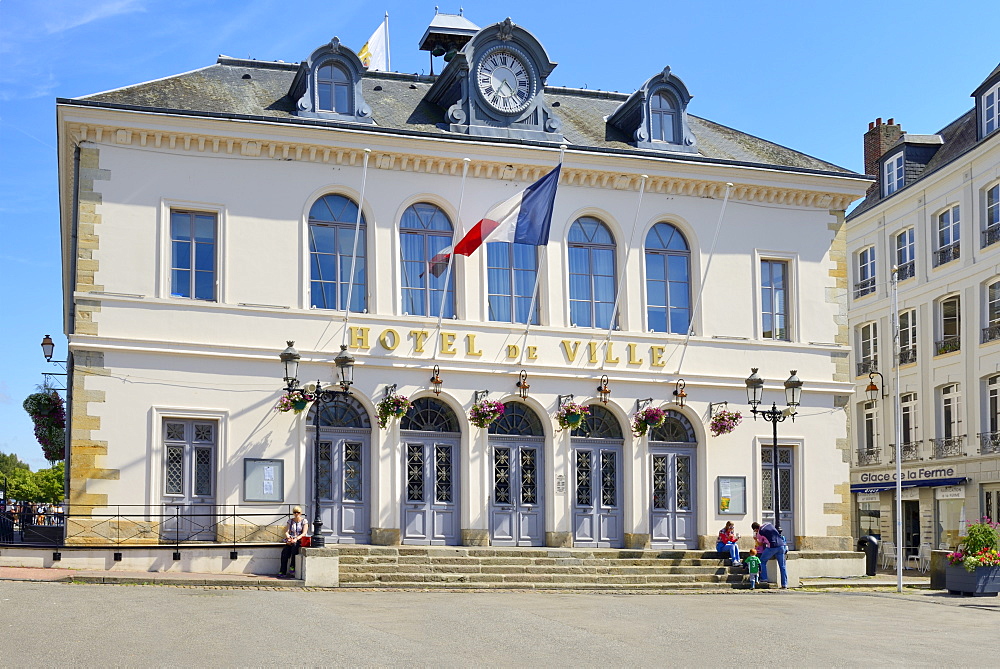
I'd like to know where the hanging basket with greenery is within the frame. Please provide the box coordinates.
[632,406,666,437]
[709,409,742,437]
[555,402,590,431]
[275,390,313,414]
[469,399,505,429]
[376,393,412,429]
[22,390,66,461]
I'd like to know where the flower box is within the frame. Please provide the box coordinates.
[945,564,1000,597]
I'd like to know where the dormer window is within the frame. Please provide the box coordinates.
[883,151,904,196]
[317,63,351,113]
[650,92,677,143]
[984,81,999,137]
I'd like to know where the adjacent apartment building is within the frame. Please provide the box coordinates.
[848,64,1000,554]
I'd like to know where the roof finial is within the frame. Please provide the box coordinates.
[434,5,438,13]
[459,6,464,15]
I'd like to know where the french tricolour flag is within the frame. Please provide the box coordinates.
[430,164,561,277]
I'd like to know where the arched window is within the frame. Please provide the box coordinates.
[489,402,544,436]
[306,394,371,429]
[401,397,460,432]
[317,63,351,114]
[650,91,677,143]
[568,217,616,329]
[645,223,691,334]
[309,194,366,312]
[572,404,623,439]
[400,203,455,318]
[649,410,696,442]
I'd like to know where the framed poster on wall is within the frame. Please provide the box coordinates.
[717,476,746,515]
[244,458,284,502]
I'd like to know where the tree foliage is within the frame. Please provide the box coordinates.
[0,451,30,478]
[2,461,64,504]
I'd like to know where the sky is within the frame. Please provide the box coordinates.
[0,0,996,471]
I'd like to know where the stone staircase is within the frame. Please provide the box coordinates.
[336,545,752,590]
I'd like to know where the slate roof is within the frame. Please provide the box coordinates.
[64,57,856,177]
[848,108,980,219]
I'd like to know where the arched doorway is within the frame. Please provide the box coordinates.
[571,405,624,548]
[400,397,461,545]
[488,402,545,546]
[648,410,698,548]
[307,395,372,543]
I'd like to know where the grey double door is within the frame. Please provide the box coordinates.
[649,446,696,548]
[402,436,460,545]
[490,439,544,546]
[762,446,795,549]
[315,431,370,543]
[572,440,623,548]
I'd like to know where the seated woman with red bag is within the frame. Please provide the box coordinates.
[278,506,309,578]
[716,520,742,566]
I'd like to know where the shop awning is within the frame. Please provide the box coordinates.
[851,477,968,494]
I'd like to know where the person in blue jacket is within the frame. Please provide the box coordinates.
[752,521,787,588]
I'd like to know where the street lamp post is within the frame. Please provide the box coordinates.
[279,341,355,548]
[745,369,802,535]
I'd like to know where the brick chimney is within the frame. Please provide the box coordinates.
[863,117,903,197]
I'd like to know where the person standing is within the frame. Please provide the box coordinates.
[751,521,787,588]
[279,507,309,578]
[745,548,762,589]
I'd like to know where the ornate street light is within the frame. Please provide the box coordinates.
[280,341,301,391]
[596,375,611,404]
[40,335,56,362]
[672,379,688,407]
[430,365,443,395]
[865,371,884,402]
[745,369,804,536]
[334,345,355,392]
[516,370,530,400]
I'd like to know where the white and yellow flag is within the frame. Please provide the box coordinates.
[358,15,389,71]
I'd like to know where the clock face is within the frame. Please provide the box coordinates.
[476,48,534,114]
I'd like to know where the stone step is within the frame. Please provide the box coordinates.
[335,546,723,560]
[337,555,730,568]
[337,563,735,575]
[340,571,747,585]
[337,580,749,591]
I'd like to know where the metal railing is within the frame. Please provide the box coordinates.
[982,226,1000,249]
[933,242,960,267]
[0,504,303,548]
[983,324,1000,344]
[935,336,961,356]
[856,358,878,377]
[898,347,917,365]
[854,278,876,299]
[889,441,922,463]
[980,431,1000,455]
[932,436,966,459]
[856,449,881,466]
[896,260,915,281]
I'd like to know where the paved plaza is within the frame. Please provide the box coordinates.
[0,581,994,666]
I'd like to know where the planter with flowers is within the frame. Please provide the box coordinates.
[555,402,590,431]
[276,390,313,414]
[709,409,742,437]
[946,518,1000,596]
[469,399,505,429]
[376,393,412,429]
[632,406,666,437]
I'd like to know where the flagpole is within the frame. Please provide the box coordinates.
[385,12,390,72]
[674,182,733,376]
[433,158,471,359]
[519,146,566,364]
[602,174,648,361]
[340,149,371,347]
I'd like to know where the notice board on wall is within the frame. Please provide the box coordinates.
[244,459,284,502]
[717,476,746,515]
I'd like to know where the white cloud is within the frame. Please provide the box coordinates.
[43,0,146,35]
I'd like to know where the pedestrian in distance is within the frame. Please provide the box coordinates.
[278,506,309,578]
[716,520,742,566]
[752,521,788,588]
[745,548,762,589]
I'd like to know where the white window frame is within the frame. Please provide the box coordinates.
[151,407,228,502]
[900,392,918,445]
[899,309,917,363]
[855,246,876,298]
[983,82,1000,137]
[883,152,904,196]
[159,199,226,302]
[895,228,915,279]
[755,252,797,342]
[858,321,878,372]
[937,204,961,249]
[939,294,961,341]
[985,183,1000,245]
[861,401,878,453]
[940,384,962,440]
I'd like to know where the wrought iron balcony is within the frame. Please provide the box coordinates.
[898,346,917,365]
[932,436,966,459]
[856,357,878,377]
[856,449,881,466]
[983,226,1000,249]
[854,277,876,299]
[889,441,922,463]
[980,432,1000,455]
[896,260,915,281]
[933,242,960,267]
[983,324,1000,344]
[935,337,961,356]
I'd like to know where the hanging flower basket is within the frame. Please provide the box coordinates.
[709,409,742,437]
[469,399,505,429]
[556,402,590,431]
[632,406,666,437]
[276,390,313,414]
[376,393,412,429]
[22,390,66,461]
